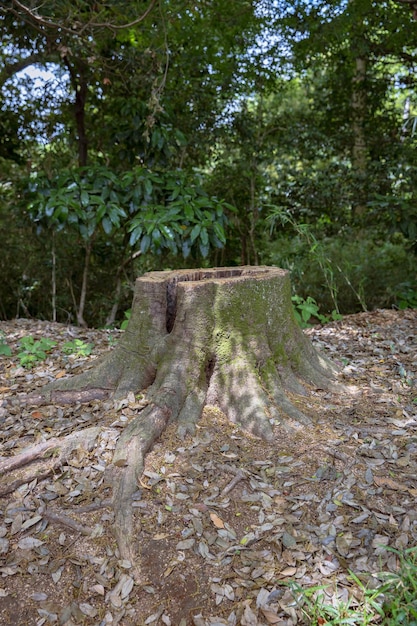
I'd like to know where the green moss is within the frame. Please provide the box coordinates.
[260,355,284,380]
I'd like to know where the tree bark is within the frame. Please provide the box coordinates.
[351,55,368,217]
[63,55,89,167]
[15,266,341,570]
[76,239,92,327]
[44,266,339,434]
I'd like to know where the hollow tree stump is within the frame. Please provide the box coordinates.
[41,266,336,434]
[44,266,338,440]
[33,266,340,566]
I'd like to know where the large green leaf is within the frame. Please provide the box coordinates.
[80,190,90,208]
[190,223,201,243]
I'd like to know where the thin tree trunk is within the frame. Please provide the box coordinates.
[75,72,88,167]
[249,172,259,265]
[105,250,141,327]
[351,56,368,217]
[77,241,91,327]
[63,56,89,167]
[51,230,56,322]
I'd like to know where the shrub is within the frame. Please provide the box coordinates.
[262,231,417,314]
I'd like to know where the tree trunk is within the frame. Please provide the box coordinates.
[63,55,89,167]
[76,239,92,327]
[351,55,368,217]
[44,266,338,429]
[13,266,341,571]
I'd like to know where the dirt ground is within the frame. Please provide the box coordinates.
[0,308,416,625]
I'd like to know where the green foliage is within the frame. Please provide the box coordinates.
[394,282,417,310]
[106,334,118,347]
[120,308,131,331]
[0,331,12,356]
[28,165,231,259]
[292,295,342,328]
[19,164,233,325]
[264,224,417,315]
[379,547,417,624]
[17,336,56,368]
[368,192,417,253]
[62,339,94,357]
[283,548,417,625]
[127,170,231,258]
[28,167,128,240]
[284,579,382,625]
[267,208,344,313]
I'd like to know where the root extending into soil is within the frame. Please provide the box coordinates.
[3,267,342,575]
[0,426,102,477]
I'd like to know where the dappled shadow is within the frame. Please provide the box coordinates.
[1,266,344,587]
[1,309,416,624]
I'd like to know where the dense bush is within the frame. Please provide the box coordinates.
[262,231,417,314]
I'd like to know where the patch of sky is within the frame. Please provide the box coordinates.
[14,63,69,103]
[4,63,69,143]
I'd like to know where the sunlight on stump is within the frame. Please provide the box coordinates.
[47,266,339,441]
[38,266,341,569]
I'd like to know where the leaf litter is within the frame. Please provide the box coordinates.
[0,309,416,625]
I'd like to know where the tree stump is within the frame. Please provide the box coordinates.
[16,266,341,568]
[44,266,338,435]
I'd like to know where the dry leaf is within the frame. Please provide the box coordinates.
[278,566,297,577]
[261,607,282,624]
[374,476,409,491]
[209,512,225,529]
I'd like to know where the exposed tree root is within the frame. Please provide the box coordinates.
[111,388,185,579]
[0,426,103,501]
[0,470,53,498]
[0,439,61,475]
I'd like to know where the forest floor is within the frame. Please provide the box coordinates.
[0,308,416,626]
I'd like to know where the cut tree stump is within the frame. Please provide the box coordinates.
[12,266,342,571]
[40,266,339,431]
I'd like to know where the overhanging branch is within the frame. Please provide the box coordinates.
[8,0,158,35]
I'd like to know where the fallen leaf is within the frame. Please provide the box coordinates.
[210,512,225,529]
[278,566,297,577]
[17,537,44,550]
[374,476,409,492]
[261,607,281,624]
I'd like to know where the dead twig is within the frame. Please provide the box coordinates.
[40,506,94,536]
[221,469,247,496]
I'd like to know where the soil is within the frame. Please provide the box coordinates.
[0,308,416,626]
